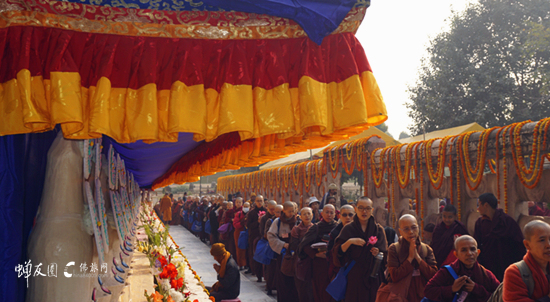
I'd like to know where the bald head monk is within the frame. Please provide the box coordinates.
[327,205,356,265]
[266,199,277,215]
[339,205,355,225]
[383,214,438,302]
[503,220,550,301]
[298,202,339,302]
[274,204,283,218]
[523,220,550,270]
[424,235,500,301]
[321,204,336,224]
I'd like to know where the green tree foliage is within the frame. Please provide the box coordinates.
[407,0,550,136]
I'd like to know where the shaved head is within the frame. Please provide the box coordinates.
[398,214,417,228]
[341,205,355,212]
[321,204,335,223]
[454,235,477,250]
[283,201,294,210]
[524,220,550,241]
[323,204,335,213]
[266,200,278,207]
[301,207,312,215]
[398,214,419,243]
[275,205,283,211]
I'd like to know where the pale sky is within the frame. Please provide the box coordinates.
[356,0,474,138]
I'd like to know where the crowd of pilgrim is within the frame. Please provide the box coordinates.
[153,188,550,302]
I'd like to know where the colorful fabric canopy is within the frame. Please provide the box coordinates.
[0,0,387,188]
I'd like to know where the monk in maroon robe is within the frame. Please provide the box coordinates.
[431,204,469,267]
[474,193,525,281]
[300,204,338,302]
[333,197,387,302]
[291,207,314,302]
[170,198,183,225]
[246,195,265,281]
[261,200,278,292]
[268,202,299,302]
[425,235,500,302]
[222,201,237,259]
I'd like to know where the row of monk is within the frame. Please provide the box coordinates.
[163,192,550,302]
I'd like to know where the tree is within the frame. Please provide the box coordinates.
[407,0,550,136]
[399,131,411,139]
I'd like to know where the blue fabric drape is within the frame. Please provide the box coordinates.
[0,130,58,302]
[103,133,201,189]
[202,0,360,44]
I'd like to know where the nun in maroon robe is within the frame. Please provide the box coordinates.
[333,200,387,302]
[299,205,338,302]
[474,193,525,281]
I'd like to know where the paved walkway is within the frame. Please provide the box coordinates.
[169,225,276,302]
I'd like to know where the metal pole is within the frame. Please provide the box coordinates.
[199,177,202,197]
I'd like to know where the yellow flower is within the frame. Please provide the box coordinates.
[176,264,185,280]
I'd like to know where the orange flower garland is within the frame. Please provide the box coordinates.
[503,125,512,212]
[395,143,417,189]
[458,128,496,191]
[304,161,312,192]
[424,137,452,190]
[342,142,357,175]
[328,145,341,178]
[371,148,387,188]
[510,118,550,189]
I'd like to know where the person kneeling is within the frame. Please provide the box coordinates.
[207,243,240,301]
[424,235,500,302]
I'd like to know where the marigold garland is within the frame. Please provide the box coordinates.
[487,159,497,174]
[291,164,300,189]
[342,142,357,175]
[458,128,496,192]
[395,143,417,189]
[304,161,312,193]
[371,148,387,188]
[386,148,393,219]
[449,158,454,206]
[328,145,341,178]
[424,137,452,190]
[502,125,513,213]
[315,159,324,187]
[510,118,550,189]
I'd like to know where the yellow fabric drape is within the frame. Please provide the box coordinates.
[1,70,386,144]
